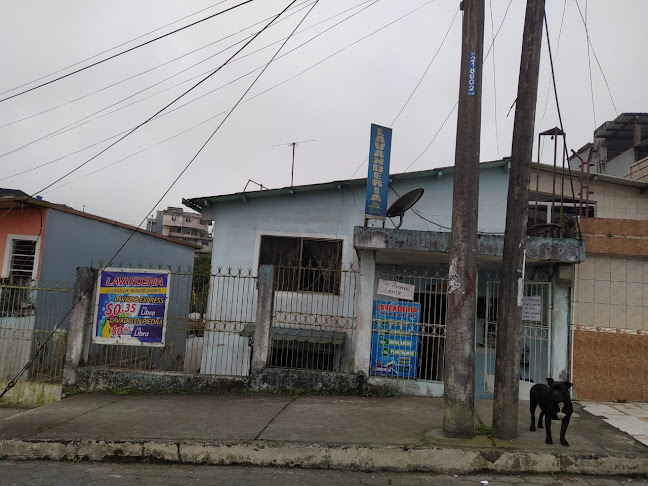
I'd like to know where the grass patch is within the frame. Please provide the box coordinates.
[474,424,494,438]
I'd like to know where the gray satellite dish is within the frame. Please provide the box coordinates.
[387,188,424,229]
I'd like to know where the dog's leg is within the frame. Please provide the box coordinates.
[530,402,536,431]
[544,412,552,444]
[559,415,571,447]
[538,410,544,429]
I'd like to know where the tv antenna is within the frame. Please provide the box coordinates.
[273,139,316,186]
[387,188,424,229]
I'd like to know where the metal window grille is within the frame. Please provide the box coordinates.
[270,262,357,372]
[259,236,343,295]
[8,239,37,280]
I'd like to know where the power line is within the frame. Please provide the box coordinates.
[9,0,296,204]
[0,0,257,104]
[0,0,373,159]
[390,5,459,126]
[0,0,325,158]
[384,0,512,175]
[9,0,427,188]
[0,0,315,129]
[0,0,311,401]
[573,0,618,116]
[404,100,458,172]
[488,0,500,158]
[0,0,232,97]
[583,0,597,128]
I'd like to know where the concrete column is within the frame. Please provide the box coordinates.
[551,269,571,381]
[62,267,96,390]
[251,264,275,374]
[354,250,376,375]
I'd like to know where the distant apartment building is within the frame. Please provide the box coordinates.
[147,207,212,254]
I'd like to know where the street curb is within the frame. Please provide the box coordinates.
[1,439,647,476]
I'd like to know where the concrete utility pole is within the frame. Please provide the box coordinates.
[492,0,545,440]
[443,0,484,439]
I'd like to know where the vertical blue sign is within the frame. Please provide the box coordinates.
[467,51,477,96]
[370,300,421,378]
[364,124,392,219]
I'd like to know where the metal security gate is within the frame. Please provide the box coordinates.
[369,269,448,382]
[484,275,551,398]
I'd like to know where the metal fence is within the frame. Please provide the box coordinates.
[0,278,74,383]
[270,263,358,373]
[86,265,257,377]
[370,268,448,382]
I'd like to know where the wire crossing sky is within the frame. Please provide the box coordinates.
[0,0,643,226]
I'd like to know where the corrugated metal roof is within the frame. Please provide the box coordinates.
[594,112,648,139]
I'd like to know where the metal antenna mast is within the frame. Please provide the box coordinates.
[273,139,316,186]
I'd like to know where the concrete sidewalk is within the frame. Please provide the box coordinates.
[1,394,647,475]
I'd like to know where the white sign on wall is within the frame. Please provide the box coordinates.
[377,279,415,301]
[522,295,542,322]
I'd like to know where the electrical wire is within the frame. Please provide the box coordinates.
[8,0,428,189]
[0,0,315,129]
[394,0,513,175]
[584,0,597,129]
[543,10,582,240]
[404,100,458,172]
[0,0,232,97]
[0,0,296,221]
[0,0,257,104]
[536,0,566,137]
[573,0,618,116]
[2,0,364,158]
[0,0,311,401]
[389,5,459,127]
[488,0,500,158]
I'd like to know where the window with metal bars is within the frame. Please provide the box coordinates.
[8,239,37,281]
[259,236,342,294]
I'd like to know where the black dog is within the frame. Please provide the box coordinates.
[529,378,573,446]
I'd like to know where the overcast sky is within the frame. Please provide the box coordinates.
[0,0,644,226]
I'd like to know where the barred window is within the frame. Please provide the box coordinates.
[259,236,342,294]
[7,238,37,281]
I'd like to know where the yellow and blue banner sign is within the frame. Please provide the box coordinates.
[92,268,170,347]
[370,300,421,378]
[364,124,392,219]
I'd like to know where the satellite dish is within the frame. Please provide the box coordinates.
[387,188,424,229]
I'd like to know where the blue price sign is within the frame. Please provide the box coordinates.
[370,300,421,378]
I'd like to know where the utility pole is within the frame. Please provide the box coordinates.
[492,0,545,440]
[443,0,484,439]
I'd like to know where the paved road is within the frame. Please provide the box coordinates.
[1,461,647,486]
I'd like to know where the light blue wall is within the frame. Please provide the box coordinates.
[202,166,511,269]
[40,209,195,284]
[36,208,195,360]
